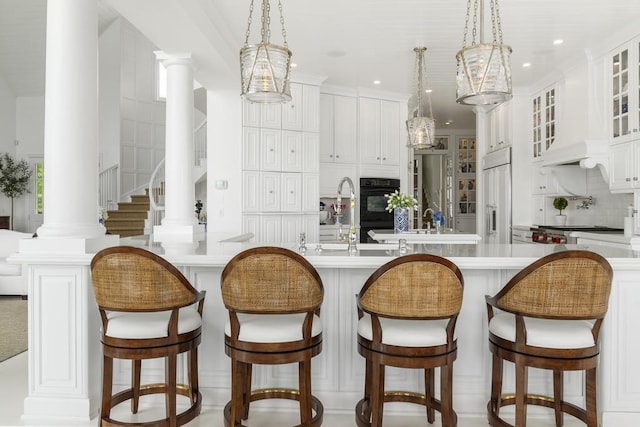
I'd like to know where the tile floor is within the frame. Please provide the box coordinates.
[0,352,583,426]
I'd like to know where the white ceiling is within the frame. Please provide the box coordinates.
[3,0,640,130]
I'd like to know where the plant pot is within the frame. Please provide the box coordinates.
[394,208,409,233]
[554,214,567,226]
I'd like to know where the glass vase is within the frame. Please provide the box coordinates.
[394,208,409,234]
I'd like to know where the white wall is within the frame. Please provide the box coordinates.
[0,73,16,218]
[98,18,122,172]
[206,89,242,233]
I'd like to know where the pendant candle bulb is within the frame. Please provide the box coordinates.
[456,0,512,105]
[407,47,436,150]
[240,0,292,103]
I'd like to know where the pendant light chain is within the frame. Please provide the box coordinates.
[472,0,478,45]
[490,0,498,44]
[494,0,504,44]
[278,0,288,48]
[261,0,271,44]
[243,0,255,47]
[462,0,471,49]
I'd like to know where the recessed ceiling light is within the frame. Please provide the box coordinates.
[553,39,563,45]
[373,80,381,85]
[290,63,298,68]
[425,89,433,93]
[522,62,531,68]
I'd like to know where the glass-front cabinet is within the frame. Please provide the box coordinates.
[532,85,557,158]
[610,39,640,144]
[457,136,476,216]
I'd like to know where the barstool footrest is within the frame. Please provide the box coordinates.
[355,392,458,427]
[223,388,323,427]
[487,394,588,426]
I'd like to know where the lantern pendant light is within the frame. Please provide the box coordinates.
[240,0,292,103]
[407,47,436,150]
[456,0,512,105]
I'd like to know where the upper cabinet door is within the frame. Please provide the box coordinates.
[610,43,634,143]
[380,100,400,165]
[282,83,303,131]
[531,86,556,159]
[261,103,282,129]
[333,95,357,163]
[359,97,381,164]
[302,85,320,132]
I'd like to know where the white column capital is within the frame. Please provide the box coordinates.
[154,51,194,68]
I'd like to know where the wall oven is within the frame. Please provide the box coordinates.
[360,177,400,243]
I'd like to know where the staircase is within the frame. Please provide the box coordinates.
[104,191,150,237]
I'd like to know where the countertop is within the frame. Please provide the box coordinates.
[115,233,640,270]
[368,229,482,244]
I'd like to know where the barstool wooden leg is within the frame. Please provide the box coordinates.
[585,367,598,427]
[102,354,114,423]
[440,358,454,427]
[298,359,312,426]
[188,349,199,405]
[490,353,503,417]
[166,353,178,427]
[229,359,243,427]
[515,355,528,427]
[362,358,373,421]
[553,369,563,427]
[424,367,435,423]
[370,358,385,427]
[131,359,141,413]
[242,363,252,420]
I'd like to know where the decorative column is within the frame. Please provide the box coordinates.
[153,53,203,240]
[16,0,117,424]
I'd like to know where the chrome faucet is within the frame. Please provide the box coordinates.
[336,177,357,252]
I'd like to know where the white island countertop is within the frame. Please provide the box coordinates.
[117,233,640,270]
[368,228,482,244]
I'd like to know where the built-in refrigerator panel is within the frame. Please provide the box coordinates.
[482,147,512,244]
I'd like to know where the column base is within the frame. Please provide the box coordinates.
[153,223,205,242]
[23,396,95,426]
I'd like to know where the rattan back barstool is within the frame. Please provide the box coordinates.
[485,250,613,427]
[221,246,325,427]
[355,254,464,427]
[90,246,206,427]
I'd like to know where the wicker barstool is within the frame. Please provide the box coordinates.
[355,254,464,427]
[90,246,206,427]
[221,246,324,427]
[485,250,613,427]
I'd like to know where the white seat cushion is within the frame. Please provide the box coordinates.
[358,313,451,347]
[225,313,322,343]
[0,258,22,276]
[106,308,202,339]
[489,312,596,349]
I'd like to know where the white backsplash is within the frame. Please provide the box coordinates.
[556,169,632,228]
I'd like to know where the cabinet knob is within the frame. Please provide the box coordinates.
[626,178,631,182]
[329,154,333,158]
[291,149,295,153]
[269,190,274,194]
[377,157,380,160]
[382,157,386,160]
[290,191,294,194]
[336,155,340,158]
[634,177,639,181]
[269,148,274,152]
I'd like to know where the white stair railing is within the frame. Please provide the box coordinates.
[194,118,207,166]
[148,159,165,227]
[98,164,118,211]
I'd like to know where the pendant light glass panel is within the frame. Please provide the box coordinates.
[240,0,292,103]
[456,0,512,105]
[407,47,436,149]
[456,43,512,105]
[240,43,292,103]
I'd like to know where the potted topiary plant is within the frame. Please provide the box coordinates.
[0,153,32,230]
[553,196,568,226]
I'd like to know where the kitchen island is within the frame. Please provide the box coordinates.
[12,234,640,425]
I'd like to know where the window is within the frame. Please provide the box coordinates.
[35,162,44,214]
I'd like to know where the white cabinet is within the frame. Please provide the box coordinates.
[281,131,302,172]
[359,97,400,165]
[489,102,512,152]
[282,83,303,131]
[244,214,319,244]
[302,174,319,212]
[531,86,557,158]
[609,39,640,144]
[243,171,304,212]
[532,195,546,225]
[610,140,640,192]
[319,163,357,197]
[302,133,319,173]
[319,94,357,164]
[302,85,320,132]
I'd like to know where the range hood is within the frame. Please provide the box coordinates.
[540,139,609,185]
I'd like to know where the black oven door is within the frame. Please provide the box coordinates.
[359,178,400,243]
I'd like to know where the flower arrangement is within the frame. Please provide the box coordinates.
[384,190,418,212]
[98,206,109,225]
